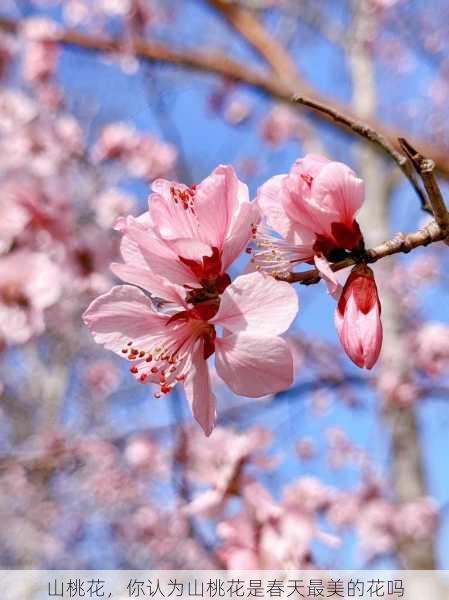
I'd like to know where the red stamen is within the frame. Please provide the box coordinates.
[300,174,313,187]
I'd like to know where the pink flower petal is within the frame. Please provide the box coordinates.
[110,262,186,305]
[335,267,383,369]
[116,226,190,303]
[357,304,383,369]
[293,153,330,175]
[211,272,298,336]
[185,489,224,517]
[335,294,382,369]
[257,174,293,239]
[119,227,150,268]
[122,217,197,285]
[194,165,242,249]
[170,238,213,262]
[283,156,333,237]
[183,342,216,436]
[221,200,260,271]
[314,254,342,299]
[336,294,365,368]
[215,333,294,397]
[149,183,199,240]
[312,161,364,226]
[82,285,168,353]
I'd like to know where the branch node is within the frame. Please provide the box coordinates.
[399,137,449,236]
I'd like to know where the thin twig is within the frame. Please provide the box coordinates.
[399,137,449,239]
[293,95,429,210]
[1,15,449,180]
[280,220,445,284]
[206,0,302,85]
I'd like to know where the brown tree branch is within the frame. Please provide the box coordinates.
[206,0,303,85]
[399,137,449,237]
[2,14,449,182]
[0,15,288,96]
[281,219,445,284]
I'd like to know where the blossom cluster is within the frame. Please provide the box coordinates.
[0,84,177,350]
[84,154,384,435]
[184,426,438,568]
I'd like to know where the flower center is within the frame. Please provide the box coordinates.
[313,221,364,260]
[300,173,313,188]
[170,184,196,211]
[179,247,231,303]
[1,283,29,308]
[75,247,95,276]
[251,224,311,277]
[120,303,217,398]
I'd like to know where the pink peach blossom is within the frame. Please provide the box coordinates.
[83,271,298,435]
[22,39,59,86]
[53,115,84,156]
[20,18,61,87]
[357,498,397,558]
[92,122,139,162]
[217,479,340,569]
[395,497,439,541]
[283,476,335,513]
[296,437,316,460]
[3,178,72,246]
[217,511,261,569]
[67,224,117,293]
[224,98,252,125]
[261,105,301,147]
[112,165,260,304]
[127,135,177,180]
[376,369,419,406]
[0,250,61,344]
[92,122,176,179]
[326,426,370,470]
[334,265,383,369]
[185,426,273,516]
[124,435,167,474]
[94,188,135,229]
[254,154,364,290]
[415,321,449,376]
[84,359,121,397]
[0,188,29,254]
